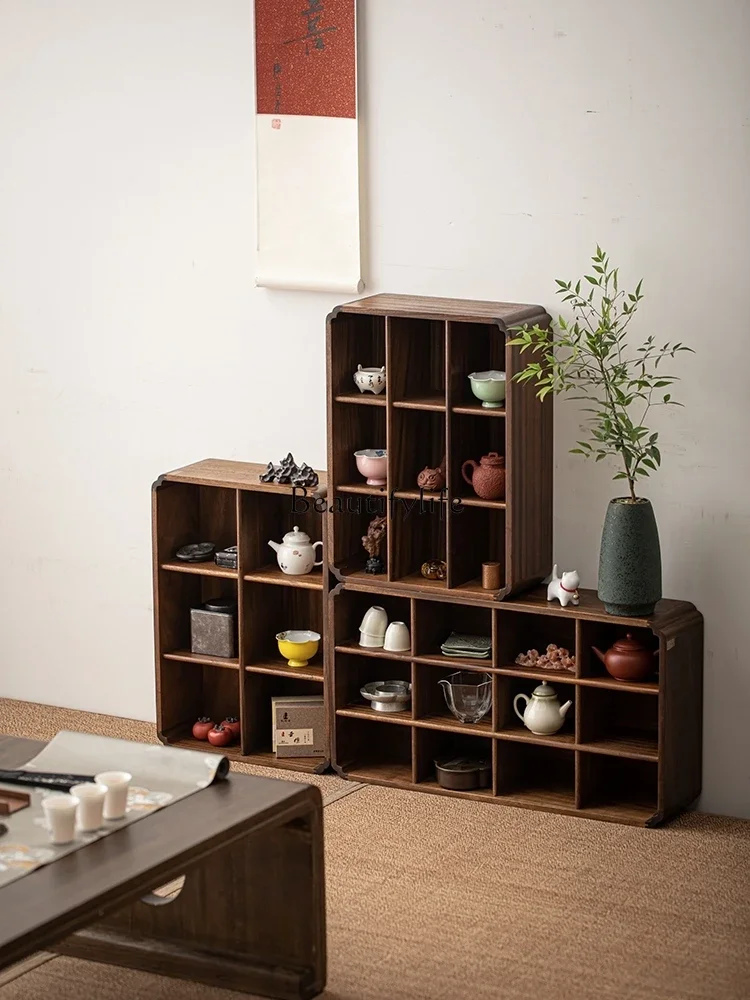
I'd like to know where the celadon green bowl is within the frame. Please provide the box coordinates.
[468,370,506,408]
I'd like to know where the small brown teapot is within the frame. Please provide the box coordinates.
[461,452,506,501]
[592,633,658,682]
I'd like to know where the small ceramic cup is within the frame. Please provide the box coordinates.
[468,370,506,408]
[95,771,132,820]
[70,782,107,832]
[359,630,385,649]
[42,793,79,845]
[383,621,411,653]
[359,606,387,637]
[354,449,387,486]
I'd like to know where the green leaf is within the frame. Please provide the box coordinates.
[663,393,671,402]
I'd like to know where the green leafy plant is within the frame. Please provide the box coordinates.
[508,247,693,502]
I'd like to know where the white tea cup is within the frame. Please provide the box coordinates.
[359,630,385,649]
[383,621,411,653]
[42,793,79,845]
[359,606,387,637]
[71,782,107,832]
[95,771,132,820]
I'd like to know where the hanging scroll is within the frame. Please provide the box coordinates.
[254,0,361,292]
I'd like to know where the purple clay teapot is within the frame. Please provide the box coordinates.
[461,452,506,501]
[591,633,658,682]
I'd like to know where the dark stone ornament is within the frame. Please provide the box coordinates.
[598,498,662,617]
[259,454,319,488]
[175,542,216,563]
[365,556,385,575]
[290,463,319,488]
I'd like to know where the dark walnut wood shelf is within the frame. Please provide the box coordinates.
[328,572,703,827]
[163,650,240,670]
[451,402,506,417]
[245,660,325,683]
[334,391,386,406]
[327,293,552,599]
[169,736,328,775]
[391,394,446,411]
[160,559,238,579]
[153,459,330,771]
[243,564,324,590]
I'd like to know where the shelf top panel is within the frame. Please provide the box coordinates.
[335,574,698,627]
[333,294,548,326]
[160,458,326,494]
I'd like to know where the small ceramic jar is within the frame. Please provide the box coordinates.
[353,365,386,394]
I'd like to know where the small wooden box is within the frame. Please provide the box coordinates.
[0,789,31,816]
[272,697,326,758]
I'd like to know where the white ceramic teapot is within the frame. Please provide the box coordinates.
[513,682,572,735]
[268,526,323,576]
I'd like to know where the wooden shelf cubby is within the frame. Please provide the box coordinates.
[327,294,553,598]
[153,459,329,773]
[328,578,703,826]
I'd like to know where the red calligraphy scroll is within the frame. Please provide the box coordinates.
[255,0,356,119]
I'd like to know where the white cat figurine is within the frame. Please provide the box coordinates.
[547,565,580,608]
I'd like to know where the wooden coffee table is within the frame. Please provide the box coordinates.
[0,736,325,999]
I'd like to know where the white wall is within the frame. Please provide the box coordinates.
[0,1,748,817]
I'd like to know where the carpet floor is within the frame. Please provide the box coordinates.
[1,699,749,1000]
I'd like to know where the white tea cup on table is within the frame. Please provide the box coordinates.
[42,793,79,845]
[71,782,106,832]
[95,771,132,820]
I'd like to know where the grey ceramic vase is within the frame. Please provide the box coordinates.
[598,498,662,617]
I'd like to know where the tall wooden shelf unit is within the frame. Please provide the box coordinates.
[326,294,703,826]
[152,460,329,773]
[326,293,553,598]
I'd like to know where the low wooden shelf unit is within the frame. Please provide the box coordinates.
[328,583,703,827]
[152,459,329,773]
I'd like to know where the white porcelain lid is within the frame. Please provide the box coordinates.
[532,681,557,698]
[282,525,311,544]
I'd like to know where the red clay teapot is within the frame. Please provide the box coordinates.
[461,452,506,501]
[592,633,658,682]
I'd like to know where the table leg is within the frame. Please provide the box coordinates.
[54,802,326,1000]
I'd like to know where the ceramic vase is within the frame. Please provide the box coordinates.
[597,498,662,617]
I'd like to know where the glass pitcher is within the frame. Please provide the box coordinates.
[438,671,492,724]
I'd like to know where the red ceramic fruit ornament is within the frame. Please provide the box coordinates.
[192,717,215,741]
[591,633,659,682]
[207,724,233,748]
[223,717,241,740]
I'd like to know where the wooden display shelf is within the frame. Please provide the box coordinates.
[329,583,703,826]
[153,459,330,771]
[391,394,446,411]
[334,391,386,406]
[163,650,240,670]
[451,402,506,417]
[327,293,552,599]
[160,559,237,579]
[168,735,327,774]
[243,564,324,590]
[245,660,325,683]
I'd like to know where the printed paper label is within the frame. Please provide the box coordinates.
[277,728,314,746]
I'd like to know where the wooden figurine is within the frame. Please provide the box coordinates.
[417,455,446,492]
[362,515,387,574]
